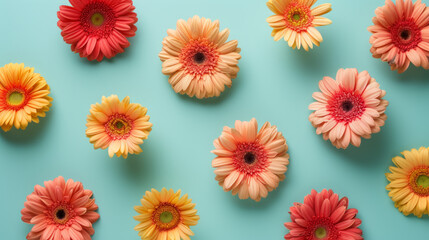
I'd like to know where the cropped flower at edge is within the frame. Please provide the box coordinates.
[86,95,152,159]
[266,0,332,51]
[284,189,363,240]
[159,15,241,99]
[212,118,289,202]
[368,0,429,73]
[21,176,99,240]
[134,188,200,240]
[386,147,429,217]
[0,63,52,132]
[57,0,138,61]
[309,68,389,149]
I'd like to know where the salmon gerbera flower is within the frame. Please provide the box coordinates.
[386,147,429,217]
[211,118,289,202]
[86,95,152,159]
[368,0,429,73]
[284,189,363,240]
[134,188,200,240]
[21,176,99,240]
[0,63,52,132]
[57,0,138,61]
[159,15,241,99]
[266,0,332,50]
[309,68,389,149]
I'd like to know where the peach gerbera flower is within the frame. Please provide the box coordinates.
[159,15,241,99]
[386,147,429,217]
[284,189,363,240]
[57,0,138,61]
[211,118,289,202]
[134,188,200,240]
[309,68,389,149]
[368,0,429,73]
[266,0,332,50]
[21,176,99,240]
[0,63,52,132]
[86,95,152,159]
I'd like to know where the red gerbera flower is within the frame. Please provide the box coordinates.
[57,0,138,61]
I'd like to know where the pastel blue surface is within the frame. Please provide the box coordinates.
[1,0,429,239]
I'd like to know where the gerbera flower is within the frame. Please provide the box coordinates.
[386,147,429,217]
[21,176,99,240]
[309,68,389,149]
[211,118,289,202]
[57,0,138,61]
[284,189,363,240]
[368,0,429,73]
[159,15,241,99]
[86,95,152,159]
[134,188,199,240]
[266,0,332,51]
[0,63,52,132]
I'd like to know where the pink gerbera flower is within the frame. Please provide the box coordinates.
[309,68,389,149]
[21,176,99,240]
[368,0,429,73]
[284,189,363,240]
[57,0,138,61]
[212,118,289,202]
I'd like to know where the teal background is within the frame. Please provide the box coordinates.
[1,0,429,239]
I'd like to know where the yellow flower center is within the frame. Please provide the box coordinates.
[91,13,104,26]
[153,204,180,230]
[315,227,327,239]
[106,115,132,139]
[409,168,429,196]
[7,91,24,106]
[284,3,313,32]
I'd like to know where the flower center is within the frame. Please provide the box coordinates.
[327,91,365,123]
[80,2,116,37]
[91,12,104,26]
[409,168,429,196]
[7,91,24,106]
[153,204,180,231]
[390,19,422,52]
[315,227,327,239]
[284,3,313,32]
[52,207,71,224]
[56,209,66,220]
[179,38,219,77]
[233,142,268,176]
[105,114,132,140]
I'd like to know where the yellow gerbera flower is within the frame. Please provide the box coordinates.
[386,147,429,217]
[134,188,199,240]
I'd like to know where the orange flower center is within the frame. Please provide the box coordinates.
[152,204,181,231]
[179,38,219,77]
[284,3,313,32]
[327,91,366,123]
[390,19,422,52]
[81,2,116,37]
[50,205,74,225]
[105,114,132,139]
[409,168,429,196]
[233,142,269,176]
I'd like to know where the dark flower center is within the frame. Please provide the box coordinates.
[341,100,354,112]
[244,152,256,164]
[193,52,206,64]
[400,29,411,41]
[115,121,124,129]
[56,209,66,220]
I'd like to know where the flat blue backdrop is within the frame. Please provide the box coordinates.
[1,0,429,239]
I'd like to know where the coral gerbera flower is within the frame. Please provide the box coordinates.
[309,68,389,149]
[21,176,99,240]
[211,118,289,202]
[266,0,332,51]
[134,188,199,240]
[0,63,52,132]
[386,147,429,217]
[284,189,363,240]
[86,95,152,159]
[368,0,429,73]
[57,0,138,61]
[159,15,241,99]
